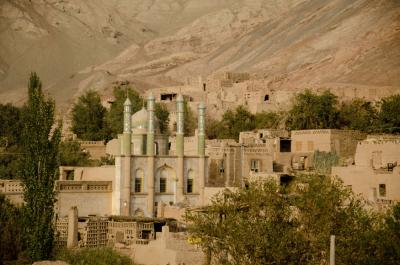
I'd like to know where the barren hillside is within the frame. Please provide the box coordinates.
[0,0,399,109]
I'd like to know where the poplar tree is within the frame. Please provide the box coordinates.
[20,72,61,261]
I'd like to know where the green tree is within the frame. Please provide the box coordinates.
[187,174,387,265]
[378,203,400,264]
[0,103,23,179]
[59,140,91,166]
[339,99,378,132]
[286,90,340,130]
[377,94,400,133]
[255,111,280,129]
[106,86,142,138]
[20,72,61,261]
[183,99,197,136]
[0,146,22,179]
[71,90,107,141]
[0,194,24,262]
[0,103,22,146]
[155,102,170,134]
[205,115,223,139]
[218,106,255,140]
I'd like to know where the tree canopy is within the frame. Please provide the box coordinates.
[71,90,107,141]
[106,86,143,138]
[183,99,197,136]
[155,102,170,134]
[59,140,91,166]
[339,99,378,132]
[218,106,256,140]
[187,174,400,265]
[377,94,400,133]
[286,90,340,130]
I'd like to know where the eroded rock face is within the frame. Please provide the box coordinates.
[0,0,399,108]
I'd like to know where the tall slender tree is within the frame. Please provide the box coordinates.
[20,72,61,261]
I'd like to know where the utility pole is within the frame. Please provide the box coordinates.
[330,235,335,265]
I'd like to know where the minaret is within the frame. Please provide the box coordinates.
[122,98,132,155]
[176,94,184,202]
[198,102,206,206]
[122,98,132,216]
[146,93,156,217]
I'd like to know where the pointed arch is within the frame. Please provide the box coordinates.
[155,165,176,193]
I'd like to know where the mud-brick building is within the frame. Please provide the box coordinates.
[332,136,400,209]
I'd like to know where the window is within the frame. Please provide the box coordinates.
[65,170,74,180]
[219,160,225,174]
[280,139,291,152]
[160,178,167,193]
[187,179,193,193]
[250,159,260,172]
[379,184,386,197]
[160,93,177,101]
[264,94,269,101]
[135,178,142,193]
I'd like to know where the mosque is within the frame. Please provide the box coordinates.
[54,94,208,218]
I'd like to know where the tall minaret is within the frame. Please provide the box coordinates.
[198,102,206,205]
[122,98,132,216]
[176,94,185,202]
[122,98,132,155]
[146,93,156,217]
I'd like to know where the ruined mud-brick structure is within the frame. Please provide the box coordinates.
[333,135,400,210]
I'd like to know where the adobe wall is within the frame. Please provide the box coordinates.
[354,140,400,167]
[291,130,333,153]
[55,181,112,217]
[132,227,205,265]
[332,166,400,203]
[59,166,115,181]
[291,129,365,158]
[78,141,107,160]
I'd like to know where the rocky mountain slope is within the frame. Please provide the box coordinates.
[0,0,399,108]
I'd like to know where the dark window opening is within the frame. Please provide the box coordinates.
[161,93,177,101]
[259,133,263,138]
[187,179,193,193]
[219,161,225,174]
[280,139,291,152]
[154,142,159,155]
[135,178,142,193]
[168,142,172,150]
[387,163,396,171]
[160,178,167,193]
[264,94,269,101]
[65,170,74,180]
[203,83,206,91]
[379,184,386,197]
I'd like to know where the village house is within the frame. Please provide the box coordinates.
[332,135,400,209]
